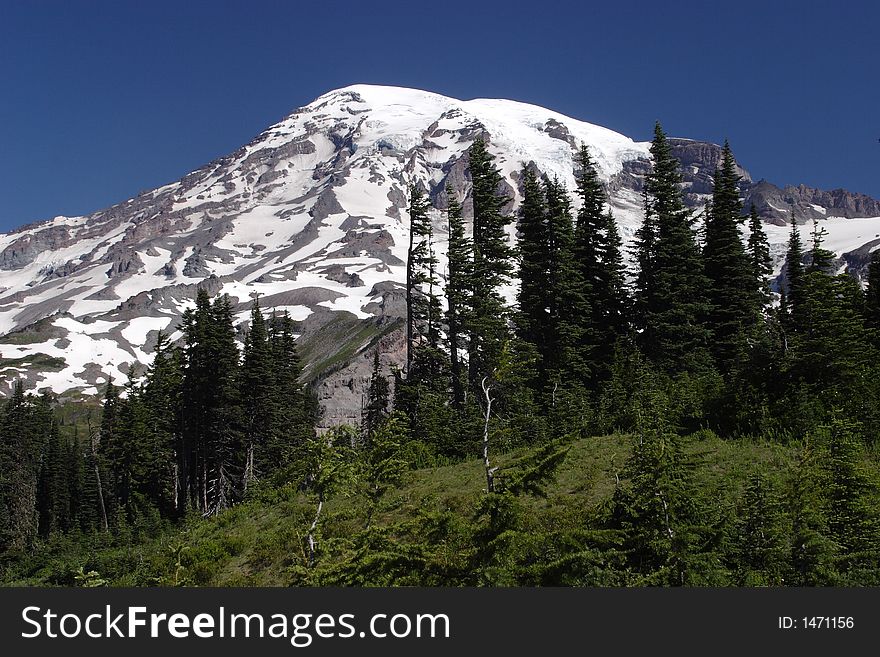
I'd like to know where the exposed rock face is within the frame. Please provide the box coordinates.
[0,226,73,270]
[745,181,880,225]
[1,84,878,425]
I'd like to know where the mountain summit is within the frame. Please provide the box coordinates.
[2,84,879,424]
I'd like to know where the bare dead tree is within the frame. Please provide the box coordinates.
[481,375,498,494]
[307,494,323,567]
[86,415,109,533]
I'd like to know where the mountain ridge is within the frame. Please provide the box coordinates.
[1,84,879,425]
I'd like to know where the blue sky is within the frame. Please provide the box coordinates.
[1,0,877,231]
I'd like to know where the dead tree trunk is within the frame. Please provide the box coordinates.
[243,442,255,494]
[481,376,497,493]
[86,420,109,533]
[307,495,324,567]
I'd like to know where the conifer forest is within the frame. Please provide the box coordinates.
[3,125,880,587]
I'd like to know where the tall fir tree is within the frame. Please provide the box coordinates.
[597,208,631,356]
[782,215,805,332]
[515,165,549,367]
[865,249,880,342]
[363,351,390,440]
[466,138,515,392]
[729,473,789,585]
[746,204,773,315]
[268,310,315,471]
[444,185,473,411]
[702,141,754,374]
[636,122,711,374]
[543,177,591,388]
[574,144,629,382]
[405,183,439,375]
[0,383,51,550]
[573,145,603,315]
[180,289,243,515]
[142,331,182,516]
[240,299,274,492]
[633,187,657,344]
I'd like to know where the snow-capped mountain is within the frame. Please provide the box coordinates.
[2,84,879,424]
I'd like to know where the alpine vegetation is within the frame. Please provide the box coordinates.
[2,87,880,587]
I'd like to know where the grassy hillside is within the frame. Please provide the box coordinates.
[4,430,840,587]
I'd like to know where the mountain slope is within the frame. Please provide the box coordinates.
[2,84,879,424]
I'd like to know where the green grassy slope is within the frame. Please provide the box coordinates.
[3,431,833,587]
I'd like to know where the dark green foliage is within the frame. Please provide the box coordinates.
[240,300,274,492]
[782,216,805,330]
[267,310,315,477]
[544,178,591,388]
[363,351,390,440]
[820,420,879,572]
[865,248,880,336]
[574,144,629,381]
[609,423,723,585]
[747,204,773,314]
[178,289,243,514]
[635,123,711,374]
[728,473,789,585]
[515,166,549,371]
[444,185,472,411]
[597,208,630,358]
[808,217,835,274]
[6,120,880,589]
[405,184,442,374]
[466,138,515,391]
[780,267,878,433]
[516,168,592,394]
[702,142,755,374]
[786,442,837,585]
[361,412,408,525]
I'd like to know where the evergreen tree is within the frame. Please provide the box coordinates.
[729,473,789,585]
[609,418,720,585]
[637,122,711,374]
[466,138,515,392]
[633,187,657,343]
[97,379,122,523]
[573,145,630,381]
[808,217,835,274]
[543,177,591,388]
[37,418,71,537]
[205,294,244,513]
[362,412,408,525]
[363,351,390,440]
[405,183,440,375]
[573,145,603,321]
[268,310,315,472]
[515,166,549,367]
[781,261,876,430]
[141,331,182,516]
[787,443,837,585]
[783,216,805,332]
[865,249,880,336]
[821,419,879,565]
[240,299,274,492]
[597,208,631,357]
[746,204,773,314]
[702,141,754,374]
[444,185,473,410]
[180,289,243,515]
[0,383,50,550]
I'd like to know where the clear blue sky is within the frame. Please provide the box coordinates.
[1,0,877,232]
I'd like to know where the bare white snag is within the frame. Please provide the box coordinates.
[481,375,497,493]
[307,496,324,566]
[86,418,109,533]
[243,443,255,494]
